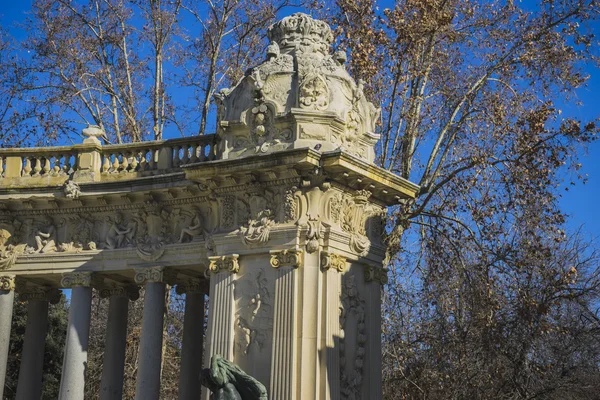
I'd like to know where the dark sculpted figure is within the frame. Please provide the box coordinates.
[200,356,268,400]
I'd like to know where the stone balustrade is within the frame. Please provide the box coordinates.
[0,134,217,186]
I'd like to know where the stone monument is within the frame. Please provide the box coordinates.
[0,13,418,400]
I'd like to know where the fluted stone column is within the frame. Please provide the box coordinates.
[99,285,139,400]
[205,255,238,361]
[321,252,346,400]
[269,250,302,399]
[135,267,167,400]
[0,276,16,399]
[203,255,238,400]
[16,286,61,400]
[59,272,93,400]
[177,278,208,400]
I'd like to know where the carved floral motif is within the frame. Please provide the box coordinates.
[240,210,274,246]
[299,74,329,111]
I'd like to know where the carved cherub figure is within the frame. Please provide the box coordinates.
[35,216,57,253]
[200,355,267,400]
[106,212,136,249]
[178,207,205,243]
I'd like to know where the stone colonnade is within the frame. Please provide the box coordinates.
[0,268,208,400]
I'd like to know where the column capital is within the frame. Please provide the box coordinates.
[18,285,62,304]
[270,249,303,269]
[99,283,140,301]
[364,264,388,285]
[208,254,239,274]
[0,275,15,291]
[61,271,93,288]
[134,266,165,285]
[321,252,347,273]
[175,278,209,295]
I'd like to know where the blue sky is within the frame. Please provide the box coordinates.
[1,0,599,240]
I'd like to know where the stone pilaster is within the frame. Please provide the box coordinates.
[203,255,238,400]
[363,264,386,400]
[321,252,346,400]
[16,285,61,400]
[59,272,93,400]
[206,254,238,360]
[177,278,209,400]
[269,250,302,399]
[134,267,167,400]
[99,284,138,400]
[0,275,15,399]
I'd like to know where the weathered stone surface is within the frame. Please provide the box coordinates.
[0,13,419,400]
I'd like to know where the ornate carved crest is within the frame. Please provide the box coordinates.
[299,74,329,110]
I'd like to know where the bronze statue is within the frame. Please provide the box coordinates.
[200,355,267,400]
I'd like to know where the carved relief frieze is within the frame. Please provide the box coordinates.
[234,268,272,356]
[208,254,240,274]
[340,273,366,399]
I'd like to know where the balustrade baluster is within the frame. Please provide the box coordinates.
[189,145,198,163]
[131,152,139,172]
[181,145,189,165]
[53,156,61,175]
[33,158,42,176]
[43,158,51,175]
[112,154,119,172]
[121,153,129,173]
[23,158,32,177]
[173,146,181,168]
[139,152,148,171]
[0,157,3,177]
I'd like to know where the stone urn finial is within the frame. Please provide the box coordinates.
[82,124,106,144]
